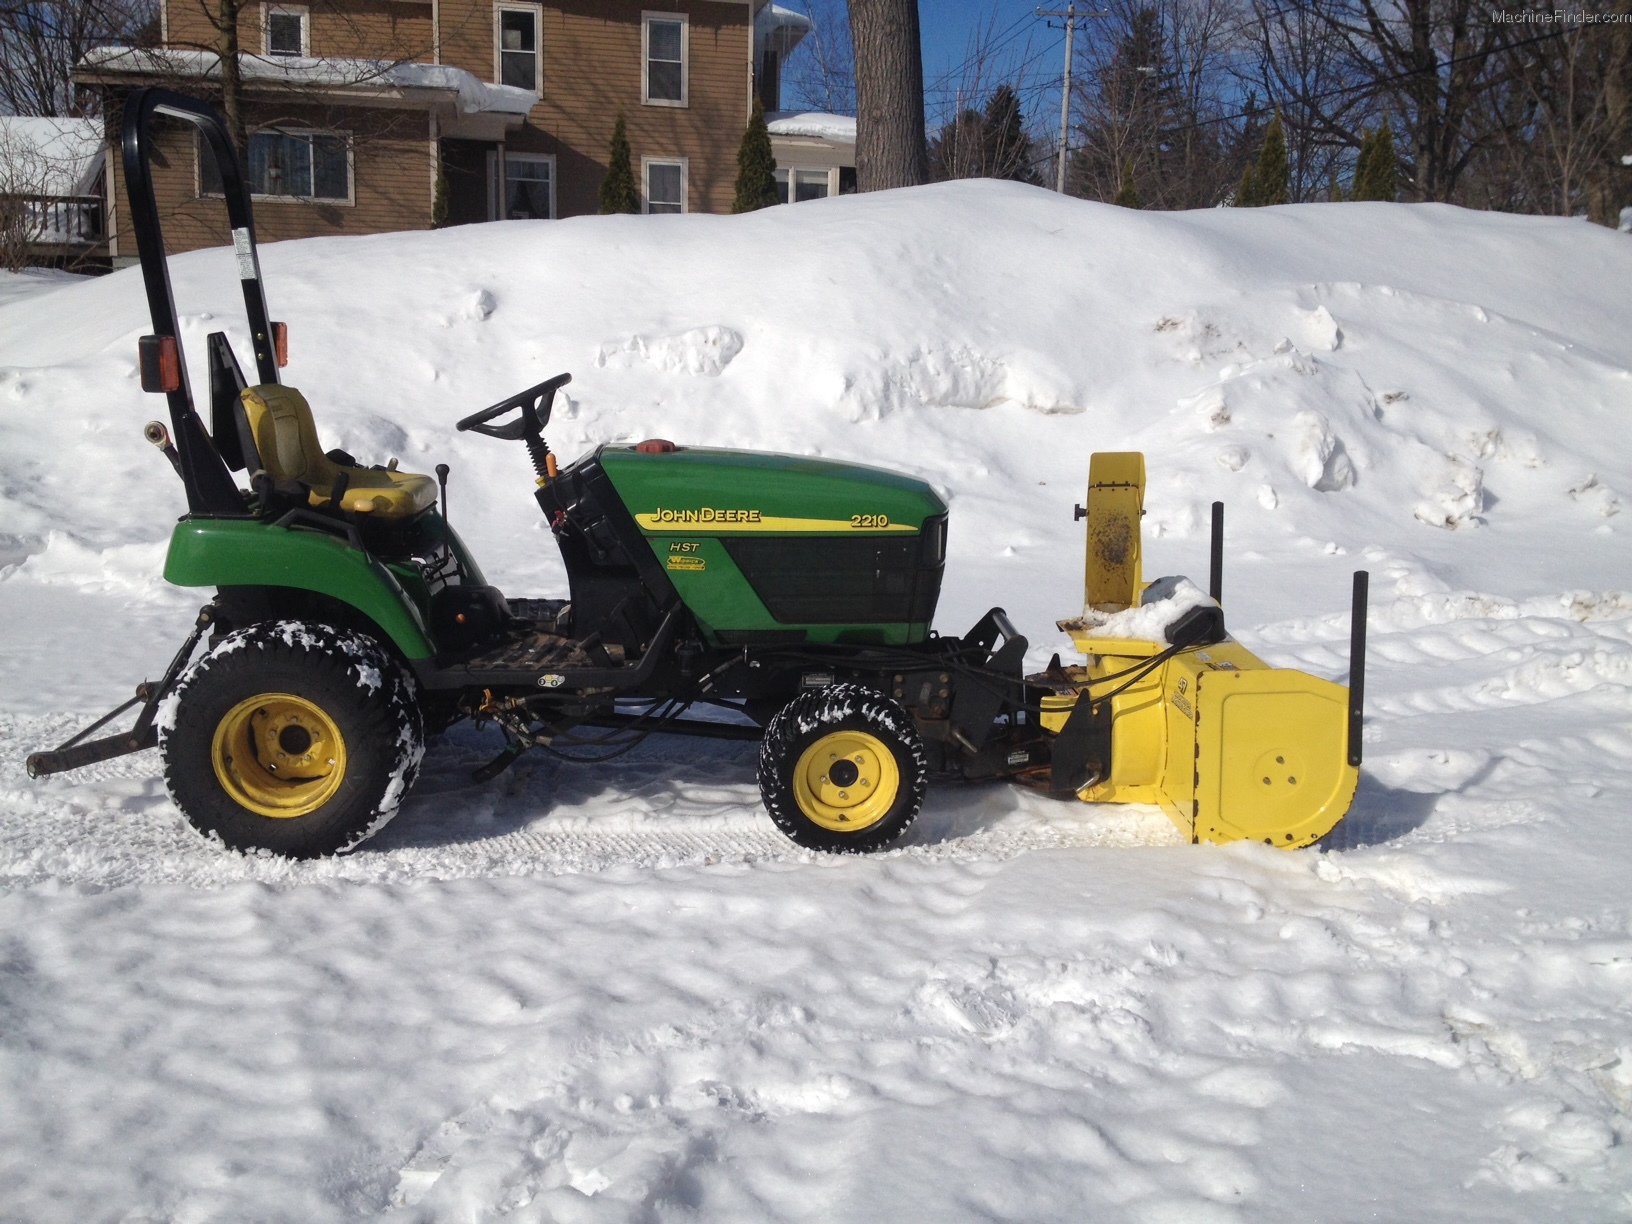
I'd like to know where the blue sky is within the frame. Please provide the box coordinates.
[921,2,1073,132]
[781,1,1079,138]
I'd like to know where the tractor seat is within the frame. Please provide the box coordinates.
[241,385,437,519]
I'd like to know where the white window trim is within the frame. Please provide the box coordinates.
[641,11,688,108]
[503,152,556,220]
[641,155,688,214]
[495,3,543,95]
[779,165,836,204]
[197,128,355,206]
[262,3,309,57]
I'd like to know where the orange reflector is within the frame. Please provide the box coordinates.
[272,321,288,367]
[138,335,181,393]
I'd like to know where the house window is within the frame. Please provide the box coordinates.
[505,154,553,219]
[643,157,685,213]
[200,129,351,202]
[264,4,307,56]
[775,167,830,204]
[642,13,687,106]
[497,6,541,92]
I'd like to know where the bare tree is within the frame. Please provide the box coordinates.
[0,123,48,269]
[1255,0,1515,203]
[0,0,156,116]
[783,0,856,114]
[1237,0,1365,199]
[849,0,927,189]
[1073,0,1241,208]
[0,118,100,269]
[1495,9,1632,223]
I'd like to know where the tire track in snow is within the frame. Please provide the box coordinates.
[0,715,1182,891]
[8,600,1631,889]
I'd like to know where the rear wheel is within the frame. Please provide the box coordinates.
[159,621,424,857]
[758,684,927,853]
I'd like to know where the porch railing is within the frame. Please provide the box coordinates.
[2,193,106,245]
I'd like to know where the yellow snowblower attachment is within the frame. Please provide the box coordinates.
[1040,453,1363,847]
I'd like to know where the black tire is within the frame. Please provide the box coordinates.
[757,683,928,853]
[158,621,425,858]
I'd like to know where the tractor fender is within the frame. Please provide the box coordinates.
[163,519,435,659]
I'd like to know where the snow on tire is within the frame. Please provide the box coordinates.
[158,620,425,858]
[757,682,928,853]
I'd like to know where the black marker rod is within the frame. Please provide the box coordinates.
[1348,570,1368,767]
[1208,500,1224,604]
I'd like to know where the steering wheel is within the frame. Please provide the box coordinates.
[456,373,572,440]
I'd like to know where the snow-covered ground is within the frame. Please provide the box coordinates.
[2,183,1631,1221]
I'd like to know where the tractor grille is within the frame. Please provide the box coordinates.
[723,532,944,626]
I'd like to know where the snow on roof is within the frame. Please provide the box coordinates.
[76,47,536,115]
[755,4,813,39]
[0,116,105,195]
[766,111,855,144]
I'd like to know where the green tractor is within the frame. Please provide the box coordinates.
[28,90,1368,858]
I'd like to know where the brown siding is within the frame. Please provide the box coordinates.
[439,0,750,216]
[165,0,433,62]
[110,101,433,256]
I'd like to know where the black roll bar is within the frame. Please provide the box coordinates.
[121,87,280,515]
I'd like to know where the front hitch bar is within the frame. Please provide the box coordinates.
[25,604,216,778]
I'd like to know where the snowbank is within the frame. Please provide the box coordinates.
[2,185,1631,1221]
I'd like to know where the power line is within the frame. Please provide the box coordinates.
[1168,23,1566,136]
[924,10,1037,96]
[1035,6,1107,190]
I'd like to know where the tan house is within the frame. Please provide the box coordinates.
[75,0,816,258]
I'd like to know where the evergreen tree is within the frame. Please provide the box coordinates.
[1354,119,1397,202]
[1114,159,1140,208]
[598,115,639,214]
[982,84,1040,183]
[1235,163,1259,207]
[1372,119,1398,200]
[431,153,449,228]
[732,100,780,212]
[1255,113,1289,205]
[1351,127,1376,200]
[927,84,1040,183]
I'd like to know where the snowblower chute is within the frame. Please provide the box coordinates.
[1039,452,1363,847]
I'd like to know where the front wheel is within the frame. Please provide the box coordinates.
[159,621,425,858]
[757,684,927,853]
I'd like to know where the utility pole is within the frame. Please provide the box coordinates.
[1036,6,1105,193]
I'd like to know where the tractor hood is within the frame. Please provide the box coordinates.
[598,445,947,536]
[594,445,948,646]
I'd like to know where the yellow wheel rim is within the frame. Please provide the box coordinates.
[792,730,899,832]
[210,693,347,819]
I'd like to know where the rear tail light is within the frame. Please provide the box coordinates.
[272,321,288,367]
[138,335,180,393]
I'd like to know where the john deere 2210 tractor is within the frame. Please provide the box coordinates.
[27,89,1369,858]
